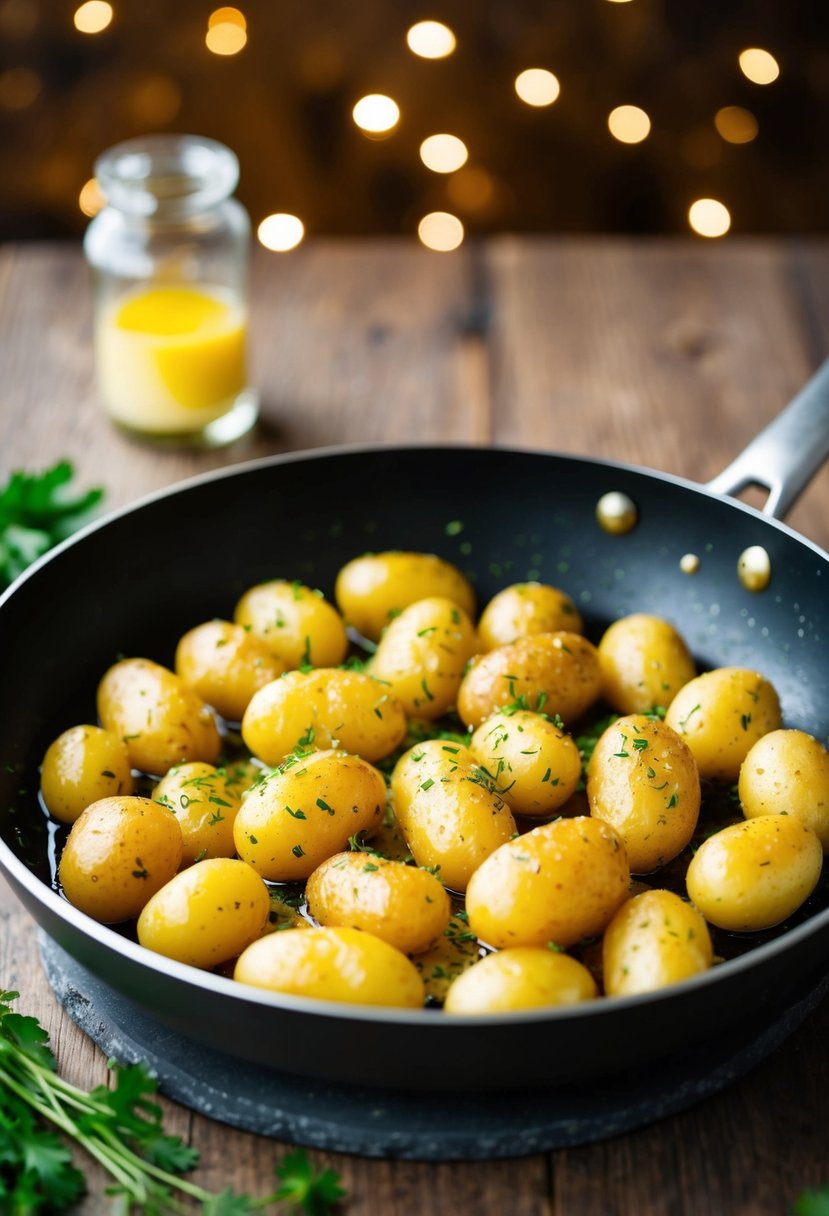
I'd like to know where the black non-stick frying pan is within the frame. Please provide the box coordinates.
[1,360,829,1096]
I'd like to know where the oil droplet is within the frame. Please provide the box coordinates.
[680,553,700,575]
[596,491,638,535]
[737,545,771,592]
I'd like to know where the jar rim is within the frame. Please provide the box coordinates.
[94,134,239,218]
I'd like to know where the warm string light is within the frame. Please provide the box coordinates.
[406,21,456,59]
[257,213,305,251]
[688,198,731,238]
[420,134,468,174]
[206,7,247,55]
[714,106,758,144]
[73,1,113,34]
[352,93,400,136]
[738,48,780,85]
[607,105,650,144]
[514,68,560,107]
[418,212,464,251]
[78,178,105,217]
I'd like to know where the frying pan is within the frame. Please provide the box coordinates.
[1,360,829,1096]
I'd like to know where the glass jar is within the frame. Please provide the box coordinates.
[84,134,258,447]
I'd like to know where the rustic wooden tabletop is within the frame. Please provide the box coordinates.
[1,238,828,1215]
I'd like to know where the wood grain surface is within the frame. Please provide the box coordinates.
[1,238,828,1215]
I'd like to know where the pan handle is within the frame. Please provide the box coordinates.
[705,357,829,519]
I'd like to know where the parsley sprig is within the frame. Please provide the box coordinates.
[0,461,103,589]
[0,991,346,1214]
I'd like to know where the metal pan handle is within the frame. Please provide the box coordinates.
[706,357,829,519]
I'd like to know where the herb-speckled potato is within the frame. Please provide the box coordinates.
[175,619,284,722]
[234,925,425,1008]
[152,762,244,864]
[335,551,475,642]
[457,632,601,729]
[369,596,479,720]
[587,714,700,873]
[306,852,451,955]
[602,889,713,997]
[40,724,134,824]
[477,583,583,651]
[469,709,582,816]
[411,911,482,1003]
[233,748,385,881]
[241,668,407,766]
[137,858,270,968]
[444,946,597,1014]
[97,658,221,776]
[597,613,696,714]
[234,580,348,669]
[59,795,182,924]
[739,729,829,852]
[391,739,516,892]
[686,815,823,931]
[665,667,782,782]
[465,816,629,949]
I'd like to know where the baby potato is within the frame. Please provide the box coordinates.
[444,946,597,1014]
[152,762,243,865]
[602,889,713,998]
[466,816,629,949]
[477,583,583,651]
[369,597,479,720]
[587,714,700,873]
[97,658,221,776]
[137,858,270,969]
[411,911,482,1004]
[175,619,284,722]
[59,795,182,924]
[234,925,425,1008]
[598,613,696,714]
[234,580,347,669]
[457,632,601,729]
[391,739,517,892]
[665,667,781,782]
[306,852,451,955]
[739,729,829,852]
[242,668,407,766]
[686,815,823,931]
[40,724,134,824]
[469,709,582,816]
[233,748,386,881]
[335,551,475,642]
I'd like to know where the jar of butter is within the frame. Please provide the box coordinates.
[84,134,258,446]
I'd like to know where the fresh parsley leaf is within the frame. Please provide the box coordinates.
[0,462,103,589]
[793,1187,829,1216]
[273,1149,347,1215]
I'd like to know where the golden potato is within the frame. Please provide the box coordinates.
[739,729,829,852]
[665,667,781,782]
[469,709,582,816]
[411,912,482,1004]
[234,580,347,669]
[477,583,583,651]
[152,762,243,865]
[175,619,284,721]
[602,889,713,997]
[597,613,696,714]
[40,724,134,824]
[444,947,597,1014]
[335,551,475,641]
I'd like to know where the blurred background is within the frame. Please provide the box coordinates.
[0,0,826,250]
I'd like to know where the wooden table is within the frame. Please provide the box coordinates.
[1,238,828,1214]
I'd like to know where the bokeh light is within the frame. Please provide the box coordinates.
[420,134,468,174]
[514,68,560,107]
[607,105,651,144]
[738,48,780,85]
[406,21,456,59]
[0,67,41,110]
[78,178,105,218]
[418,211,464,251]
[714,105,758,144]
[257,213,305,251]
[206,20,247,55]
[688,198,731,238]
[447,166,496,213]
[73,2,113,34]
[208,7,246,29]
[126,75,182,124]
[352,93,400,136]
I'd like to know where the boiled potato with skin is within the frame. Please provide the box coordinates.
[602,889,713,997]
[739,729,829,852]
[478,583,583,651]
[306,852,451,955]
[234,580,347,669]
[233,748,385,881]
[59,796,182,924]
[587,714,700,873]
[369,597,479,720]
[466,816,629,949]
[137,858,270,969]
[152,762,242,864]
[335,551,475,642]
[411,911,482,1004]
[391,739,516,892]
[175,619,284,721]
[97,658,221,776]
[40,725,134,824]
[234,926,425,1008]
[686,815,823,931]
[598,614,696,714]
[665,667,781,782]
[469,709,582,816]
[242,668,407,766]
[444,947,597,1014]
[457,632,601,729]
